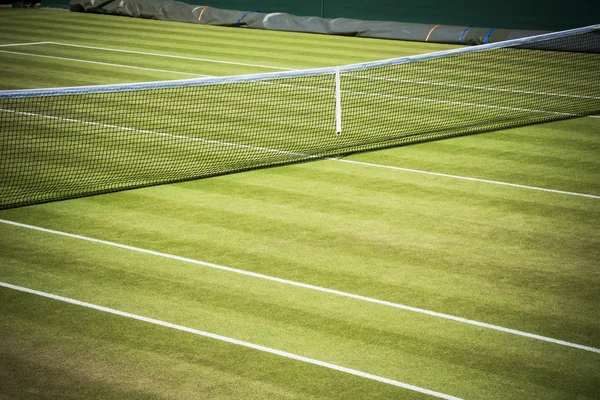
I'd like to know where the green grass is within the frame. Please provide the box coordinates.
[1,8,599,399]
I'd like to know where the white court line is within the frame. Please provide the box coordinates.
[46,42,296,71]
[1,218,599,355]
[1,107,597,200]
[0,49,210,77]
[0,281,461,400]
[345,81,599,119]
[345,88,590,119]
[273,81,599,120]
[0,108,313,158]
[348,74,600,101]
[333,159,600,199]
[0,42,52,47]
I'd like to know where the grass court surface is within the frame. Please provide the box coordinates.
[0,8,599,399]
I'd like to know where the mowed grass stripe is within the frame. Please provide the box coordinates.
[2,220,598,399]
[0,49,208,77]
[0,282,463,400]
[2,217,598,354]
[5,160,594,347]
[1,9,598,399]
[0,42,292,77]
[335,159,600,199]
[47,42,295,70]
[1,8,596,328]
[348,117,600,196]
[0,286,430,400]
[0,53,197,89]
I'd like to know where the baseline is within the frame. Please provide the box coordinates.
[1,218,598,354]
[0,49,210,77]
[0,281,461,400]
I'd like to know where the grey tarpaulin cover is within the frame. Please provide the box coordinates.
[69,0,549,45]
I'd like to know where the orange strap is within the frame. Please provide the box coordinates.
[425,24,441,41]
[198,6,209,21]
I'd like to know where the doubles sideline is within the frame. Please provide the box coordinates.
[1,218,598,355]
[0,281,462,400]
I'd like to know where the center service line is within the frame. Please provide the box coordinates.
[0,281,462,400]
[1,219,599,354]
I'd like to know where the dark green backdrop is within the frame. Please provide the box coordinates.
[170,0,598,31]
[42,0,599,31]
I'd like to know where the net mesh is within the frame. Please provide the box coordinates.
[1,25,599,209]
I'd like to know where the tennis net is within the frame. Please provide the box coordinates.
[1,25,599,209]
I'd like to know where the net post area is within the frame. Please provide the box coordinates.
[335,66,342,135]
[1,25,599,209]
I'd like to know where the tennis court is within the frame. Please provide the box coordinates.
[1,8,599,399]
